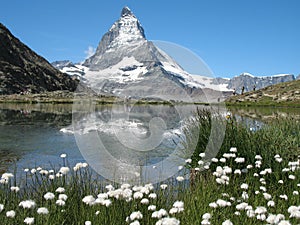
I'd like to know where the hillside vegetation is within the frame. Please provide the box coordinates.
[226,79,300,107]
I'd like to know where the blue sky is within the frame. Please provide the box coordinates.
[1,0,299,78]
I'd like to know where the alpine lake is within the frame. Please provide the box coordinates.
[0,102,299,181]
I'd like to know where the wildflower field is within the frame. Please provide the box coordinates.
[0,110,300,225]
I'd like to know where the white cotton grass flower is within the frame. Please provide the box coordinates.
[60,153,67,158]
[293,191,299,195]
[85,221,92,225]
[133,191,143,199]
[277,220,292,225]
[240,183,248,190]
[236,202,248,210]
[6,210,16,218]
[235,157,245,163]
[185,158,192,163]
[130,211,143,221]
[289,174,296,180]
[234,169,241,175]
[211,158,218,162]
[1,173,14,180]
[254,206,267,220]
[230,147,237,152]
[24,217,34,224]
[56,199,65,206]
[169,201,184,214]
[73,162,88,171]
[201,219,211,225]
[149,193,157,199]
[0,204,4,213]
[10,186,20,193]
[176,176,184,182]
[39,169,49,175]
[220,158,226,163]
[267,200,275,207]
[82,195,95,206]
[148,205,156,211]
[260,186,266,192]
[288,205,300,218]
[202,213,211,220]
[246,209,255,218]
[255,155,262,160]
[242,191,249,200]
[121,183,131,189]
[59,194,68,201]
[173,201,184,209]
[44,192,55,200]
[246,164,253,169]
[97,193,108,199]
[37,207,49,215]
[105,184,114,191]
[223,153,236,159]
[199,152,206,158]
[216,199,231,207]
[19,200,36,209]
[209,202,218,208]
[279,194,288,200]
[141,198,149,205]
[263,193,272,200]
[156,217,180,225]
[129,221,140,225]
[198,160,204,165]
[222,219,233,225]
[151,209,168,219]
[55,187,65,193]
[59,167,70,175]
[222,193,229,197]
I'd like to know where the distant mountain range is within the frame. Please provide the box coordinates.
[0,23,78,95]
[52,60,297,95]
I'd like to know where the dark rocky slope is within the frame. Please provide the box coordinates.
[0,23,78,95]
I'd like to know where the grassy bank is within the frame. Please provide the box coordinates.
[0,111,300,224]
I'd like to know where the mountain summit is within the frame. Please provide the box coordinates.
[83,6,148,70]
[81,7,226,102]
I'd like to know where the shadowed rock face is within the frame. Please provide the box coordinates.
[0,23,78,95]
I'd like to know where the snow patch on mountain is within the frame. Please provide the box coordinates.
[85,56,148,84]
[191,75,234,92]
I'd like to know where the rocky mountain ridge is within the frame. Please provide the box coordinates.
[0,23,78,95]
[54,60,296,95]
[226,79,300,106]
[73,7,228,102]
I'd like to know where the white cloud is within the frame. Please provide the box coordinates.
[84,46,96,59]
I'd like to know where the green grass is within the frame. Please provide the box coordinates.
[0,110,300,224]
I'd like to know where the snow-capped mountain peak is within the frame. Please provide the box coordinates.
[121,6,135,17]
[108,7,145,49]
[83,7,146,70]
